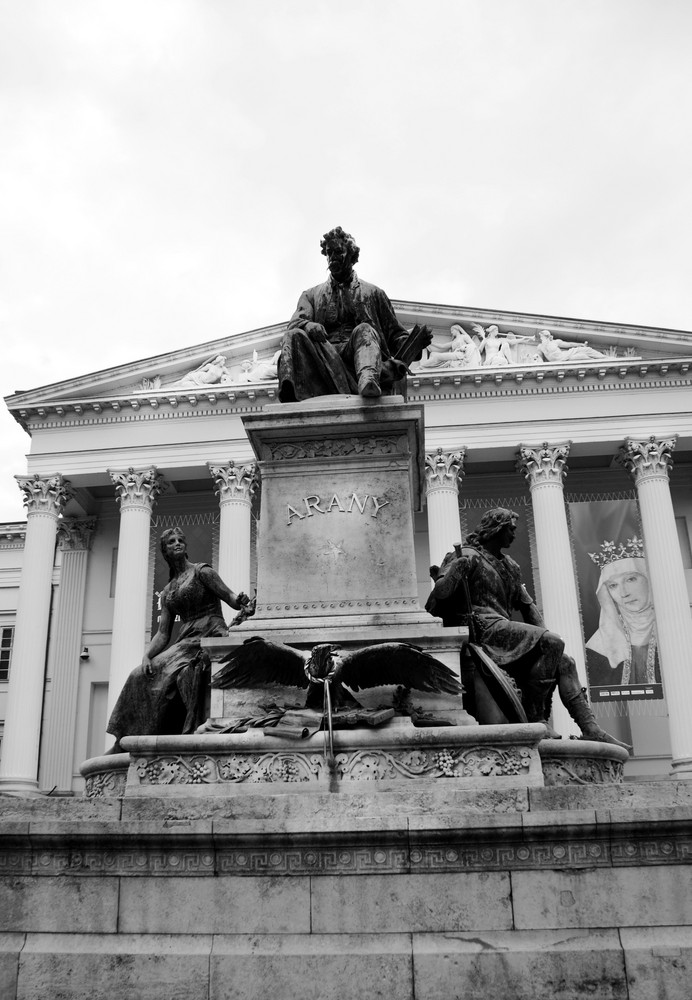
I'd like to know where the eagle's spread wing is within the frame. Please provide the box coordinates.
[211,636,308,689]
[338,642,461,695]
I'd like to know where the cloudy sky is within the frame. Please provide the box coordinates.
[1,0,691,520]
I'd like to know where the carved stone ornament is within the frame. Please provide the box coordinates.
[618,436,676,484]
[84,769,128,799]
[109,467,167,510]
[268,435,407,461]
[424,447,466,491]
[132,745,532,787]
[541,755,625,786]
[517,442,571,487]
[208,461,258,503]
[57,517,97,551]
[15,473,73,516]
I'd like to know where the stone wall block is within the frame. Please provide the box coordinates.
[310,872,512,933]
[0,878,118,933]
[17,932,212,1000]
[412,929,626,1000]
[118,875,310,934]
[0,934,24,999]
[620,925,692,1000]
[512,866,692,929]
[210,932,413,1000]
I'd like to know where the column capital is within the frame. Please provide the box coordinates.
[618,435,676,484]
[57,516,97,551]
[517,442,570,488]
[424,448,466,492]
[109,467,167,511]
[208,461,258,504]
[15,473,73,517]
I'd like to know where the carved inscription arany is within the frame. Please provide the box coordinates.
[287,493,390,525]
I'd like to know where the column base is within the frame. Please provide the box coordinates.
[670,756,692,779]
[0,777,42,797]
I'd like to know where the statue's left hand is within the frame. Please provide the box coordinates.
[381,358,409,385]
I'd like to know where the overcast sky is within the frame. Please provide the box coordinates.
[1,0,691,520]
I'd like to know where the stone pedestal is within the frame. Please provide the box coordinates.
[207,396,469,725]
[243,395,425,626]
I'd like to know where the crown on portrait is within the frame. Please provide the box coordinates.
[588,536,645,569]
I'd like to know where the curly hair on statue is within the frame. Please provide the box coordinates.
[466,507,518,548]
[320,226,360,263]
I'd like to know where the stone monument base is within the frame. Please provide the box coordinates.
[1,776,691,999]
[79,724,629,798]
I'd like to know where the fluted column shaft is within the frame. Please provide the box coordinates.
[424,448,466,568]
[40,518,95,792]
[0,475,72,794]
[208,462,257,624]
[619,436,692,776]
[518,443,583,738]
[106,468,165,726]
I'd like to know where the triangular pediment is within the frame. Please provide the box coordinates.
[6,322,288,409]
[5,303,692,423]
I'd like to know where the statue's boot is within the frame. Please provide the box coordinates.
[539,682,562,739]
[564,688,632,750]
[523,679,561,739]
[354,334,382,398]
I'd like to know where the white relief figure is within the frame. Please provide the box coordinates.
[172,355,233,388]
[473,324,513,366]
[585,537,660,689]
[417,325,483,370]
[236,349,281,383]
[537,330,609,363]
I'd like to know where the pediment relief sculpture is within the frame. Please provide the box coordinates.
[413,324,635,372]
[144,350,282,392]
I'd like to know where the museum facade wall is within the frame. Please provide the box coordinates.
[1,304,691,793]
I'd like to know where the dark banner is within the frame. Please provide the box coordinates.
[568,499,661,702]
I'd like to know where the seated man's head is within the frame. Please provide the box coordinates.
[321,226,360,283]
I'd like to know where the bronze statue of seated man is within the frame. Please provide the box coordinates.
[278,226,431,402]
[426,507,629,748]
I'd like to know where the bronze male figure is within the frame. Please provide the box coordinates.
[278,227,431,401]
[426,508,629,747]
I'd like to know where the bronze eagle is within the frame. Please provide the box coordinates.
[211,637,462,711]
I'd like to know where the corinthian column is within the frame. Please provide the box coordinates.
[0,474,72,794]
[518,442,583,738]
[425,448,466,568]
[208,461,257,623]
[618,435,692,777]
[40,518,96,792]
[106,468,166,727]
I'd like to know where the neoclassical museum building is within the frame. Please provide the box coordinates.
[1,301,691,795]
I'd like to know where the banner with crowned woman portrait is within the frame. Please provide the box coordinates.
[568,499,662,703]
